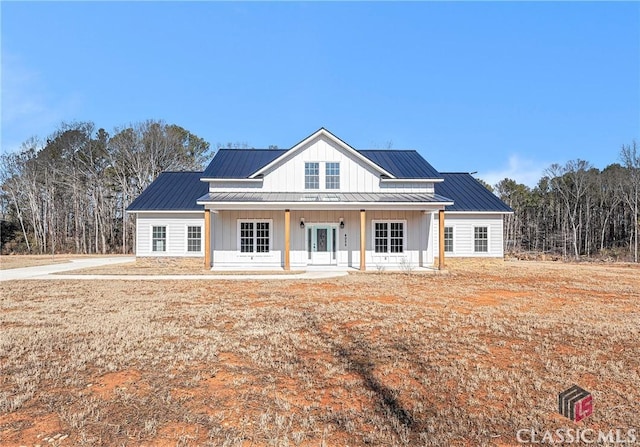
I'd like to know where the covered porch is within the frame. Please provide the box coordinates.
[198,199,450,271]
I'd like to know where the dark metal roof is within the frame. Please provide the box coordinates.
[357,150,442,179]
[202,148,442,179]
[198,191,453,204]
[203,149,286,178]
[126,172,207,211]
[436,173,512,212]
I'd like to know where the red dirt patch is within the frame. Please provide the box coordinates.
[89,369,149,399]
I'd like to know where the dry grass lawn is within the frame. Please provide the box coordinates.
[0,255,132,271]
[0,255,72,270]
[54,257,305,276]
[0,261,638,446]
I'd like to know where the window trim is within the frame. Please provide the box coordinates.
[185,224,203,254]
[151,225,167,253]
[325,162,340,190]
[474,226,489,253]
[444,226,454,253]
[371,220,407,255]
[236,219,273,254]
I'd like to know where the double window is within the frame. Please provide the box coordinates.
[239,221,271,253]
[305,162,340,190]
[374,221,404,254]
[444,227,453,253]
[152,226,166,252]
[187,226,202,252]
[474,226,488,252]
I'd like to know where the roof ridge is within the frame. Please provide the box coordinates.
[358,149,417,152]
[161,170,204,174]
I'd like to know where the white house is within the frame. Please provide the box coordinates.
[127,128,512,270]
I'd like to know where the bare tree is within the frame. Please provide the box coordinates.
[620,140,639,262]
[545,160,593,259]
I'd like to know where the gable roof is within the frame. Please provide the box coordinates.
[248,128,397,179]
[126,171,207,212]
[436,173,512,212]
[201,129,443,180]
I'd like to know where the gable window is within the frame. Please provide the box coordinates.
[239,220,271,253]
[152,226,166,252]
[374,221,405,254]
[305,162,319,189]
[325,162,340,189]
[474,226,488,252]
[187,226,202,252]
[444,227,453,253]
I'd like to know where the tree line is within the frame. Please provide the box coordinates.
[0,121,211,255]
[493,141,639,262]
[0,123,638,262]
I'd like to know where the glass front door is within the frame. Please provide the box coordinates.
[308,225,337,265]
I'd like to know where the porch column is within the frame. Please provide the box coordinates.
[360,209,366,271]
[204,209,211,269]
[438,209,445,270]
[284,209,291,271]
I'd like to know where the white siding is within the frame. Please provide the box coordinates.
[136,213,204,257]
[209,135,435,194]
[432,213,505,258]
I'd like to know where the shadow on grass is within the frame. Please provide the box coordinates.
[305,315,421,435]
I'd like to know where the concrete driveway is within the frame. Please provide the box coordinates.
[0,257,136,281]
[0,257,349,281]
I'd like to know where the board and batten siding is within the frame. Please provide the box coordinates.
[433,213,505,258]
[210,136,435,194]
[136,212,204,257]
[211,209,434,269]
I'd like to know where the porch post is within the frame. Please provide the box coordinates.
[438,209,445,270]
[360,209,366,271]
[204,209,211,269]
[284,209,291,271]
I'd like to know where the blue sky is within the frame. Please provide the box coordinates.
[2,1,638,186]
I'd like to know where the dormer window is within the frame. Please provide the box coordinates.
[326,162,340,190]
[305,162,319,189]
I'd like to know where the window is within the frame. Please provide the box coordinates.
[239,221,271,253]
[390,222,403,253]
[255,222,270,253]
[325,162,340,189]
[240,222,254,253]
[152,226,166,252]
[444,227,453,253]
[187,226,202,252]
[474,226,488,252]
[374,221,404,254]
[305,162,319,189]
[374,222,388,253]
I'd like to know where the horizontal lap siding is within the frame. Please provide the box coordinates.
[135,213,204,257]
[433,214,504,257]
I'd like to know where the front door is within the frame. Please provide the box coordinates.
[308,225,337,265]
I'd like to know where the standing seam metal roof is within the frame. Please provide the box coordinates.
[202,148,442,179]
[126,172,207,211]
[435,173,512,212]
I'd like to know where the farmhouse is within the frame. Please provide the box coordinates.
[127,128,512,270]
